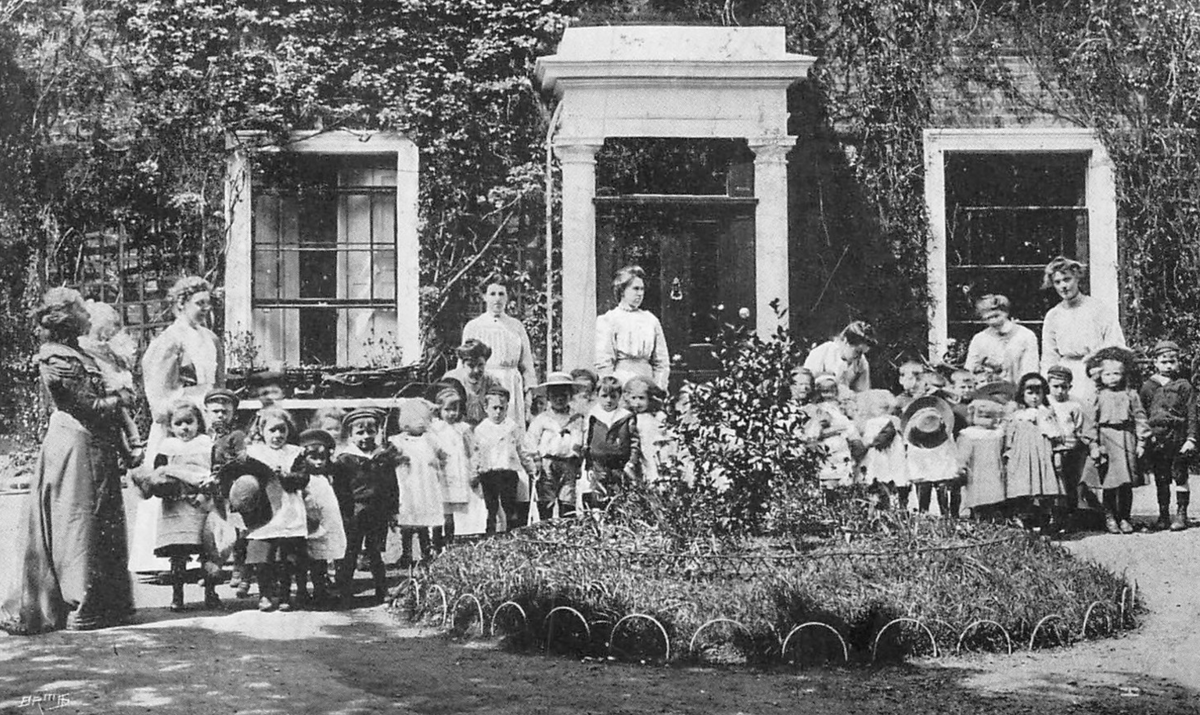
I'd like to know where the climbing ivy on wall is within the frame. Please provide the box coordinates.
[5,0,1200,439]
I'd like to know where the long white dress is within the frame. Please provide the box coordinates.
[391,433,446,529]
[243,443,308,541]
[304,474,347,562]
[594,305,670,391]
[130,317,223,573]
[461,313,536,427]
[1041,295,1125,402]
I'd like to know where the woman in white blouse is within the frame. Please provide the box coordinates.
[802,321,875,394]
[1040,256,1125,401]
[964,294,1040,384]
[594,265,670,391]
[460,277,537,428]
[131,276,224,573]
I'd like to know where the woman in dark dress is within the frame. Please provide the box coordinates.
[1,288,135,633]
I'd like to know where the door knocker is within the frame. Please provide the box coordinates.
[669,278,684,301]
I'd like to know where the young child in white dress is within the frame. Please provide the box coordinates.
[293,429,347,607]
[804,374,862,490]
[857,389,907,510]
[624,375,673,485]
[390,399,447,567]
[244,407,307,612]
[429,381,476,548]
[144,399,218,612]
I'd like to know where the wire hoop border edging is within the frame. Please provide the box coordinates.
[955,619,1013,655]
[781,622,850,664]
[489,600,529,638]
[1028,614,1068,651]
[450,593,486,635]
[687,618,750,657]
[608,613,671,663]
[872,618,939,662]
[545,606,592,653]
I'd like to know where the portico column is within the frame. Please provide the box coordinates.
[555,141,602,370]
[749,138,794,337]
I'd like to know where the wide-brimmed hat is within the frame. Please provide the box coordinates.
[971,380,1017,405]
[534,371,576,392]
[228,474,261,514]
[901,395,955,438]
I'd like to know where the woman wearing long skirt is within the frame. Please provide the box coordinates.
[131,276,223,573]
[2,288,135,633]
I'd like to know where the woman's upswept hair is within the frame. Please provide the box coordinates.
[1041,256,1086,290]
[32,287,86,343]
[167,276,212,314]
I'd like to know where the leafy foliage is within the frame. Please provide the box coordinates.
[667,317,825,536]
[1005,0,1200,348]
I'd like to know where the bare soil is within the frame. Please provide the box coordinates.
[1,487,1199,714]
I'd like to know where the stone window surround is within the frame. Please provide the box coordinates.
[922,127,1118,360]
[223,129,421,367]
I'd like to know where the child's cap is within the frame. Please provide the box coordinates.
[204,387,240,410]
[298,428,335,452]
[1152,340,1182,357]
[343,407,383,428]
[1045,365,1073,383]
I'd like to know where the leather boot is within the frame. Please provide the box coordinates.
[371,562,388,603]
[169,557,187,612]
[1172,490,1190,531]
[203,578,221,609]
[1156,506,1172,531]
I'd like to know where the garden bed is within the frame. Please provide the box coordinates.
[395,509,1137,665]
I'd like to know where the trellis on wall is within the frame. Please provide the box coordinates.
[47,223,190,352]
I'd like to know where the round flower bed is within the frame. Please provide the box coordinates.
[395,508,1136,665]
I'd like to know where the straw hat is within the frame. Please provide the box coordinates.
[534,371,576,392]
[901,395,954,448]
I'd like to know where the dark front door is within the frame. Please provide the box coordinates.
[596,196,756,388]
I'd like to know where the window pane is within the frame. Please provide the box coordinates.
[299,307,337,365]
[944,152,1090,337]
[298,195,337,246]
[253,250,281,300]
[299,249,337,299]
[374,250,396,301]
[251,307,401,366]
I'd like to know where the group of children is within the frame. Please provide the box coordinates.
[131,353,675,614]
[793,340,1197,536]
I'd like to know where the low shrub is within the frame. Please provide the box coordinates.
[405,505,1136,664]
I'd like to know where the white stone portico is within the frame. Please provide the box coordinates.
[535,26,815,370]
